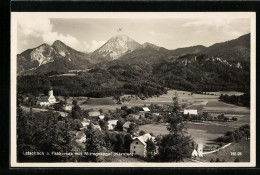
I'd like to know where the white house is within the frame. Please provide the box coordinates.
[108,120,118,130]
[89,111,101,117]
[184,109,198,115]
[141,107,150,112]
[81,118,90,127]
[130,133,155,157]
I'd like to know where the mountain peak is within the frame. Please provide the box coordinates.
[92,34,141,60]
[52,40,66,47]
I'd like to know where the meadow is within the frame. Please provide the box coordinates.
[138,122,235,146]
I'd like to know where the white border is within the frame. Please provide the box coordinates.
[10,12,256,167]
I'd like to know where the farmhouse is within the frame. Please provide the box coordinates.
[141,107,150,112]
[88,111,101,117]
[37,88,57,106]
[184,109,198,115]
[130,133,155,157]
[108,120,118,130]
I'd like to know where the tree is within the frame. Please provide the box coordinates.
[123,134,133,152]
[17,110,73,162]
[146,138,156,159]
[99,119,108,131]
[157,95,193,162]
[53,103,63,112]
[84,127,102,162]
[139,130,146,136]
[71,100,82,119]
[114,133,125,152]
[70,119,83,131]
[127,123,139,135]
[115,118,125,131]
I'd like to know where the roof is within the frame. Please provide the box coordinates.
[142,107,150,112]
[128,114,140,119]
[133,137,146,146]
[37,96,49,102]
[108,120,118,125]
[123,121,131,128]
[132,133,155,146]
[93,124,101,131]
[184,109,198,115]
[75,131,85,139]
[98,115,105,120]
[108,120,118,130]
[89,111,101,117]
[81,121,90,127]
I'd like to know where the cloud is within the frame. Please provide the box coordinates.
[18,17,86,51]
[83,40,106,52]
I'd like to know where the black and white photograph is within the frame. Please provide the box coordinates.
[10,12,256,167]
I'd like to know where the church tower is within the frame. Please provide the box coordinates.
[48,87,56,104]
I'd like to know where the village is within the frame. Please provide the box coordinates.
[18,87,250,162]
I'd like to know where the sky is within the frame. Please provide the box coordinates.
[17,16,251,53]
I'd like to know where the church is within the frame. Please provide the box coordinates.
[37,88,57,106]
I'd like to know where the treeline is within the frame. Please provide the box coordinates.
[17,64,166,98]
[219,93,250,107]
[215,124,250,143]
[17,54,250,98]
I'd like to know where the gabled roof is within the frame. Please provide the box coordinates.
[142,107,150,112]
[132,133,155,146]
[89,111,101,117]
[123,121,131,128]
[98,115,105,120]
[133,137,146,146]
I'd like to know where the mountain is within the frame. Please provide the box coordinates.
[200,33,250,62]
[90,34,141,61]
[17,40,95,74]
[140,42,168,52]
[169,45,206,56]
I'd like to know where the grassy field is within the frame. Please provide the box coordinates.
[139,122,236,146]
[195,140,250,162]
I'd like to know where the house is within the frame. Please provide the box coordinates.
[93,124,101,131]
[88,111,101,117]
[191,149,198,157]
[141,107,150,112]
[184,109,198,115]
[123,121,131,131]
[81,118,90,127]
[98,115,105,120]
[130,133,155,157]
[75,131,86,143]
[127,114,140,120]
[63,104,72,111]
[108,120,118,130]
[37,88,57,106]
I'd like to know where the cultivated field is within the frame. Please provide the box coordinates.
[138,122,235,146]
